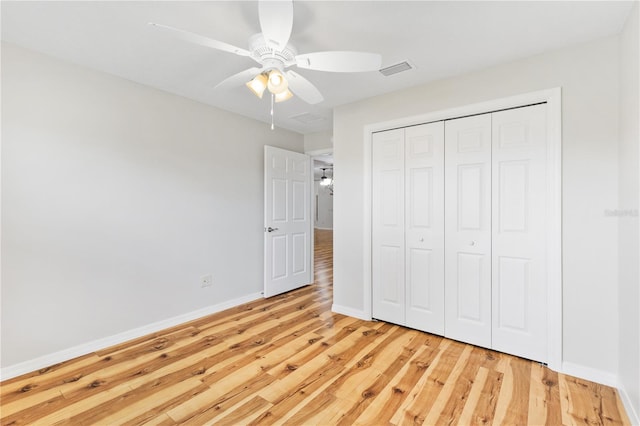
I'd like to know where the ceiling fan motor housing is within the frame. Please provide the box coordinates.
[249,33,297,71]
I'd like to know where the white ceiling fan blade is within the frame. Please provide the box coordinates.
[148,22,251,57]
[285,70,324,104]
[258,0,293,51]
[214,67,262,90]
[296,51,382,73]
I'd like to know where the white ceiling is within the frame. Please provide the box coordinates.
[1,1,634,134]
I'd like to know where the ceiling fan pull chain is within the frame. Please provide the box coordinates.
[271,93,275,130]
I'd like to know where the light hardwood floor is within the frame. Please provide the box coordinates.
[0,229,630,425]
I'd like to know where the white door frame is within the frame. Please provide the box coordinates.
[362,88,562,371]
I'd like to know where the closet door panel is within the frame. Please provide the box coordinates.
[445,114,492,348]
[405,122,445,334]
[491,104,547,362]
[372,129,406,324]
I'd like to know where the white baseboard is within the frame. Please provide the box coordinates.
[619,383,640,426]
[331,304,370,321]
[314,227,333,230]
[0,292,263,381]
[561,361,619,387]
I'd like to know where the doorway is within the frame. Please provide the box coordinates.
[312,152,333,290]
[313,153,333,231]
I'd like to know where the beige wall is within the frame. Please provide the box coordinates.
[304,130,333,153]
[1,43,304,368]
[333,36,621,378]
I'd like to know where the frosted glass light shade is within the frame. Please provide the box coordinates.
[246,73,268,98]
[275,89,293,103]
[267,70,288,94]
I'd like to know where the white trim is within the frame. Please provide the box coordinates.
[363,124,373,321]
[561,361,618,388]
[619,382,640,426]
[308,154,315,288]
[545,88,563,372]
[331,304,369,321]
[362,88,563,370]
[0,292,262,381]
[305,148,333,157]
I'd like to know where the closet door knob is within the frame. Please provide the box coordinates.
[470,241,475,246]
[419,238,424,242]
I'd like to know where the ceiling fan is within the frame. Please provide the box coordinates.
[149,0,382,105]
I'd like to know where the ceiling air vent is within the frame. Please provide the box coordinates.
[379,61,413,77]
[290,112,326,124]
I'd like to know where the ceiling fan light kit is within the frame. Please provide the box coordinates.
[150,0,382,128]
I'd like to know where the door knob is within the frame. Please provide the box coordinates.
[267,227,279,232]
[419,238,424,242]
[470,241,475,246]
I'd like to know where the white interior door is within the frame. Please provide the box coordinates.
[264,146,312,298]
[491,104,548,362]
[372,129,405,324]
[405,122,445,334]
[444,114,492,348]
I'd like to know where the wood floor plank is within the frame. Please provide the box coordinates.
[17,382,134,425]
[0,386,64,419]
[179,374,276,425]
[0,353,101,405]
[599,382,629,425]
[140,413,177,426]
[528,362,561,425]
[0,392,69,426]
[212,395,273,426]
[280,385,339,426]
[421,344,475,425]
[542,365,562,425]
[469,367,503,425]
[493,355,532,425]
[456,365,490,425]
[511,357,533,422]
[84,378,208,425]
[436,346,488,425]
[0,230,631,426]
[559,372,577,426]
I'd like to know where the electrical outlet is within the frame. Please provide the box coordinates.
[200,274,212,288]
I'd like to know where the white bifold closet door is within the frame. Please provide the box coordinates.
[445,104,548,362]
[491,104,548,362]
[373,103,548,363]
[444,114,493,349]
[372,122,445,334]
[372,128,405,325]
